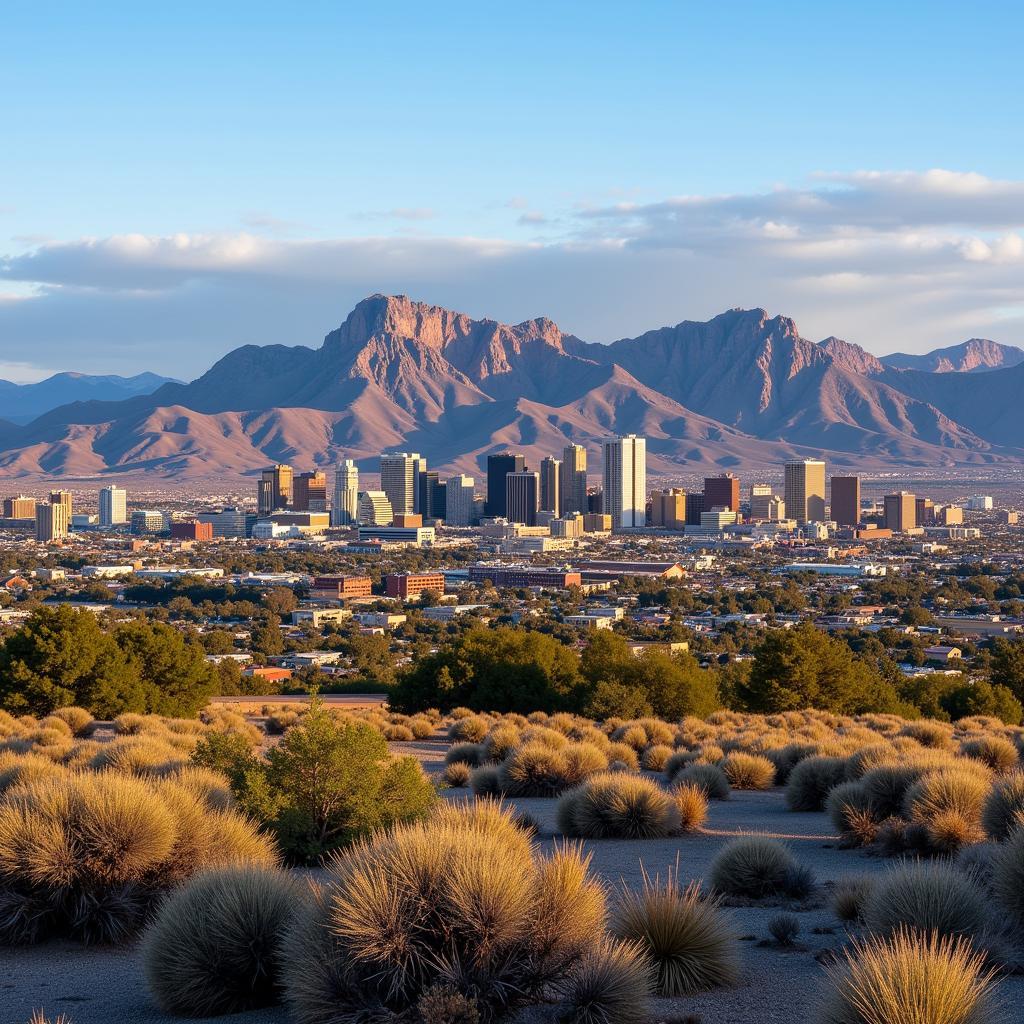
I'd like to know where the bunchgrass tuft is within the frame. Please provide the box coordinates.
[556,773,681,839]
[558,937,654,1024]
[709,836,812,900]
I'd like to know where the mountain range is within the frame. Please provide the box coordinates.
[0,372,179,425]
[1,295,1023,480]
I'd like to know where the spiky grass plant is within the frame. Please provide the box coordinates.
[558,937,653,1024]
[468,764,501,797]
[48,707,96,738]
[818,929,998,1024]
[826,780,880,847]
[0,752,65,795]
[671,782,708,832]
[159,765,234,810]
[556,773,682,839]
[992,826,1024,924]
[897,720,957,751]
[675,762,731,800]
[499,741,572,797]
[720,753,775,790]
[282,802,607,1024]
[785,756,847,812]
[26,1012,73,1024]
[641,744,673,772]
[662,750,697,783]
[447,715,489,743]
[861,860,991,943]
[709,836,812,899]
[767,912,800,946]
[903,769,989,853]
[832,875,874,923]
[981,771,1024,840]
[141,865,303,1016]
[444,742,486,767]
[611,868,739,995]
[482,724,521,762]
[960,735,1019,775]
[443,761,472,788]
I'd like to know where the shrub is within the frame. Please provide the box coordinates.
[141,865,303,1015]
[384,724,415,742]
[709,836,811,899]
[498,741,572,797]
[767,912,800,946]
[444,742,486,767]
[448,715,489,743]
[662,749,696,782]
[48,706,95,737]
[961,735,1019,774]
[282,803,607,1024]
[416,984,480,1024]
[611,871,738,995]
[671,783,708,832]
[992,826,1024,923]
[860,763,928,819]
[443,762,471,788]
[825,780,880,847]
[832,875,874,923]
[557,774,681,839]
[903,769,989,853]
[818,930,998,1024]
[720,753,775,790]
[641,744,673,772]
[161,765,234,810]
[482,724,521,761]
[558,937,653,1024]
[469,764,501,797]
[675,763,730,800]
[981,771,1024,840]
[862,861,991,942]
[898,720,956,750]
[408,717,435,740]
[785,756,846,812]
[605,743,640,772]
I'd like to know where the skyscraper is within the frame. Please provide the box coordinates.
[539,457,561,513]
[784,459,826,523]
[358,491,394,526]
[417,471,446,521]
[445,475,475,526]
[49,489,73,521]
[704,473,740,512]
[884,491,916,532]
[831,476,861,527]
[601,434,646,529]
[380,453,422,516]
[486,452,525,517]
[331,459,359,526]
[506,471,540,526]
[258,464,292,515]
[293,471,327,512]
[559,444,588,516]
[36,502,69,542]
[98,485,127,527]
[650,489,686,530]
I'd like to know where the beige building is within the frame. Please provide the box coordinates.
[650,488,686,529]
[35,502,69,542]
[784,459,826,523]
[884,491,917,532]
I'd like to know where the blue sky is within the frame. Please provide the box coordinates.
[2,1,1023,379]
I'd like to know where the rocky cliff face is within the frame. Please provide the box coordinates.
[882,338,1024,373]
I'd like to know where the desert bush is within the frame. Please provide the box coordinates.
[898,720,956,750]
[160,765,234,810]
[785,756,846,811]
[818,930,998,1024]
[383,724,415,742]
[832,875,874,923]
[981,771,1024,840]
[444,742,486,767]
[611,871,738,995]
[141,865,303,1015]
[662,749,696,782]
[408,717,435,740]
[767,912,800,946]
[960,735,1019,774]
[498,741,573,797]
[557,773,681,839]
[0,751,65,794]
[443,761,472,787]
[671,782,708,832]
[709,836,812,899]
[469,764,501,797]
[992,826,1024,923]
[861,861,991,942]
[860,763,928,819]
[605,743,640,772]
[957,843,999,894]
[448,715,489,743]
[47,707,95,737]
[675,762,731,800]
[641,744,673,772]
[482,724,521,761]
[720,753,775,790]
[558,937,654,1024]
[903,769,989,853]
[825,781,879,847]
[282,802,608,1024]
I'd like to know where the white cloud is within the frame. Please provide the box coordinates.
[2,168,1024,377]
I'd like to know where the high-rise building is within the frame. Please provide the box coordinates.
[506,471,540,526]
[749,485,784,521]
[601,434,646,529]
[559,444,588,516]
[49,490,73,521]
[197,507,249,538]
[831,476,861,527]
[884,491,916,532]
[684,492,705,526]
[258,465,292,515]
[417,471,446,521]
[293,471,327,512]
[650,489,686,530]
[916,497,936,526]
[380,453,422,516]
[35,502,69,542]
[445,475,476,526]
[784,459,826,523]
[357,491,394,526]
[331,459,359,526]
[704,473,740,513]
[98,485,128,527]
[539,457,561,513]
[131,510,168,535]
[486,452,525,518]
[2,496,36,519]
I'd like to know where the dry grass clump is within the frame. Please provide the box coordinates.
[0,771,278,944]
[832,875,875,923]
[641,743,673,772]
[159,765,234,810]
[557,773,682,839]
[861,861,992,943]
[497,741,607,797]
[981,771,1024,840]
[444,742,486,767]
[826,781,880,847]
[47,707,96,737]
[482,724,521,761]
[26,1013,73,1024]
[265,709,302,735]
[141,865,303,1016]
[605,742,640,772]
[767,912,800,946]
[785,755,847,811]
[558,937,654,1024]
[674,762,731,801]
[818,929,998,1024]
[960,735,1020,775]
[720,752,775,790]
[903,769,990,854]
[898,720,957,751]
[442,761,472,788]
[709,836,814,900]
[671,782,709,832]
[468,764,501,797]
[447,715,489,743]
[0,751,65,795]
[992,826,1024,924]
[282,802,619,1024]
[383,724,415,742]
[611,869,739,995]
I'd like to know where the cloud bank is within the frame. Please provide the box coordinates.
[2,170,1023,380]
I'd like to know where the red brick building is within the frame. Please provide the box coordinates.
[170,520,214,541]
[309,574,374,600]
[384,572,446,599]
[468,566,582,589]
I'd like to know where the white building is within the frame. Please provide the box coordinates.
[357,490,393,526]
[445,474,475,526]
[601,434,646,529]
[331,459,359,526]
[967,495,994,511]
[130,510,168,535]
[98,485,127,527]
[379,452,423,516]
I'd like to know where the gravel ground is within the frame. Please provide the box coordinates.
[6,772,1024,1024]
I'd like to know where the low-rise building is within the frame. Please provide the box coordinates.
[384,572,446,600]
[309,575,374,600]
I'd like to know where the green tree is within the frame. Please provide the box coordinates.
[991,639,1024,703]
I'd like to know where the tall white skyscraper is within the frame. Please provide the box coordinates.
[379,452,422,516]
[445,475,475,526]
[331,459,359,526]
[601,434,646,529]
[98,485,127,527]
